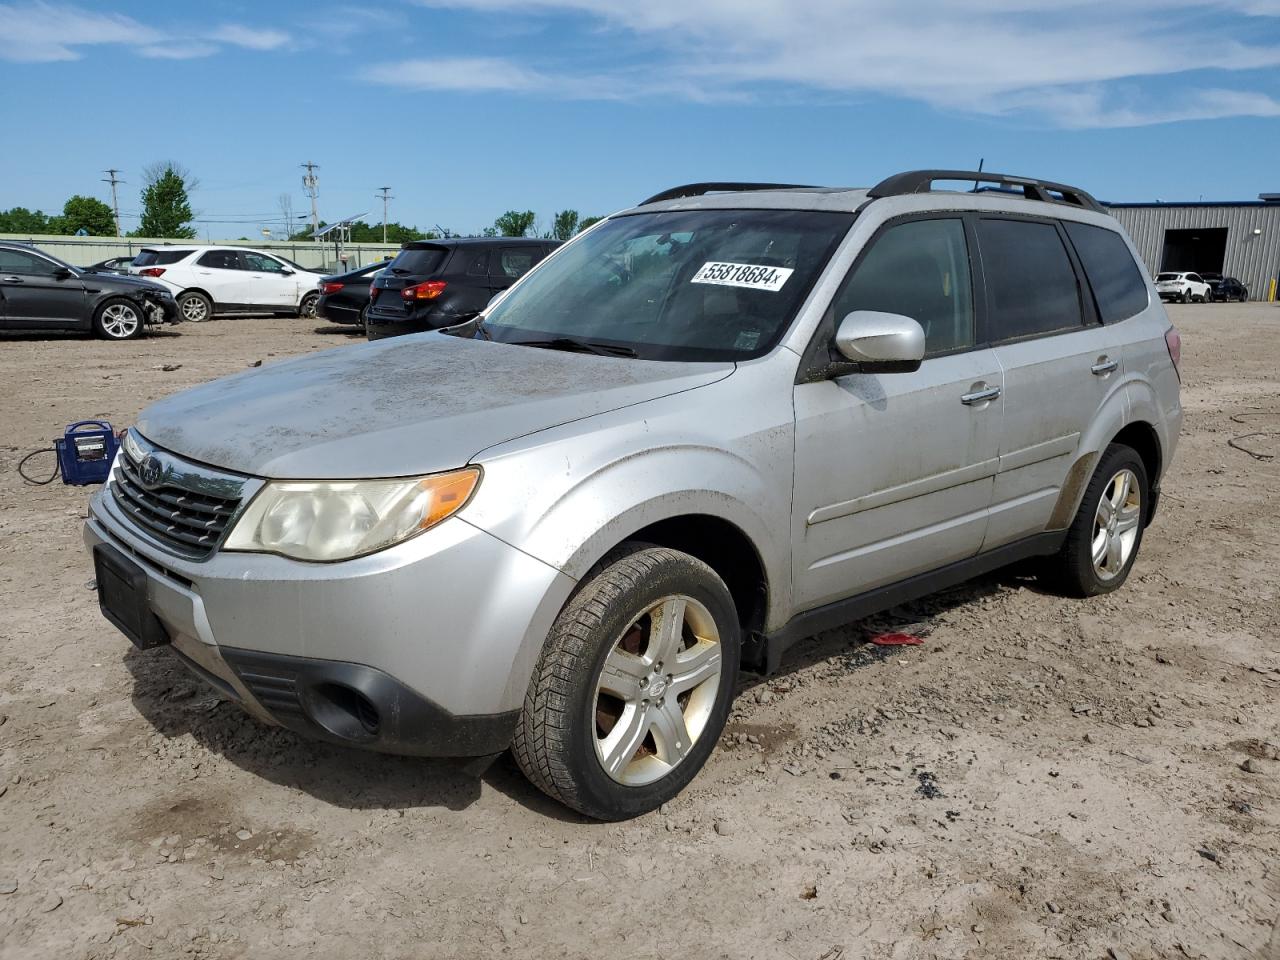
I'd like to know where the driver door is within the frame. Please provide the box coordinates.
[0,247,86,326]
[791,216,1003,610]
[241,251,297,307]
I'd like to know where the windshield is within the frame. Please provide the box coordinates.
[482,209,854,361]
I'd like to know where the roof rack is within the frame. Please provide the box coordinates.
[867,169,1104,213]
[639,182,819,205]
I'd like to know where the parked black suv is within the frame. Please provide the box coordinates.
[1201,273,1249,302]
[0,242,177,340]
[366,238,559,340]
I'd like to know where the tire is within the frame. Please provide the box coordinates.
[177,291,213,323]
[92,298,144,340]
[1180,289,1191,303]
[298,293,319,320]
[1042,443,1149,598]
[357,304,368,328]
[1240,289,1249,303]
[513,545,740,820]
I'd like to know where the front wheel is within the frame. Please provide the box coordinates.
[1042,443,1149,597]
[93,299,144,340]
[177,291,213,323]
[513,546,740,820]
[298,293,318,320]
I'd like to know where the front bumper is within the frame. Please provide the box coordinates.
[140,294,179,324]
[85,482,576,757]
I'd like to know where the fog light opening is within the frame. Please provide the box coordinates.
[307,683,381,741]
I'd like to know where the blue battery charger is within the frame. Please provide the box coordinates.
[55,420,119,485]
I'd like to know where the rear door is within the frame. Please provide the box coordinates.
[979,217,1136,548]
[193,249,249,307]
[0,248,86,326]
[792,215,1003,608]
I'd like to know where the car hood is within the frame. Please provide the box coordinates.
[135,333,735,479]
[85,272,169,294]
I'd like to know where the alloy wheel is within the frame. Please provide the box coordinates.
[592,595,723,787]
[181,297,208,322]
[1092,468,1142,580]
[100,302,140,338]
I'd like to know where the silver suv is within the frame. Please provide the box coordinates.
[85,170,1183,820]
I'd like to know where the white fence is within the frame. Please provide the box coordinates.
[0,233,404,272]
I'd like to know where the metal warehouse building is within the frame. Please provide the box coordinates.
[1107,195,1280,301]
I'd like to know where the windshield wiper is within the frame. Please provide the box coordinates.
[511,336,637,358]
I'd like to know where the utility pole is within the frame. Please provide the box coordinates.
[300,161,320,239]
[102,169,124,236]
[376,186,393,244]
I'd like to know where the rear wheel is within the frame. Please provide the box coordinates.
[93,299,144,340]
[1180,289,1191,303]
[513,546,739,820]
[1042,444,1149,597]
[177,291,212,323]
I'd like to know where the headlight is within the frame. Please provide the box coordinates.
[121,428,146,463]
[224,468,480,562]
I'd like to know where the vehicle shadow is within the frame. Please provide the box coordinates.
[0,328,183,342]
[312,324,365,338]
[121,644,590,821]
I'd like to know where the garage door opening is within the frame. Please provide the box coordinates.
[1160,227,1228,275]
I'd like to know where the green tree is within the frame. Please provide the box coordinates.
[494,210,536,237]
[135,162,197,238]
[58,195,116,235]
[0,207,52,233]
[579,215,604,233]
[551,209,579,241]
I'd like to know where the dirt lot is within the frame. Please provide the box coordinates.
[1,305,1278,960]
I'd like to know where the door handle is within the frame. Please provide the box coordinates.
[961,385,1001,405]
[3,276,23,283]
[1091,358,1119,376]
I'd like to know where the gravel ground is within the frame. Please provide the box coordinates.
[1,305,1278,960]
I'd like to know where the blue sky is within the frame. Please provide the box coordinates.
[1,0,1279,238]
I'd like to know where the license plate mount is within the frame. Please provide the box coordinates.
[93,543,170,650]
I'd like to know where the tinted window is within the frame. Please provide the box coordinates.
[978,218,1082,340]
[389,247,448,276]
[496,248,539,279]
[464,249,489,276]
[134,249,192,266]
[0,249,57,275]
[243,252,286,273]
[1063,222,1149,323]
[1155,273,1179,282]
[831,218,974,354]
[198,250,242,270]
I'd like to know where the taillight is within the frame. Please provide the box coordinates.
[140,267,165,278]
[321,281,344,295]
[402,280,447,301]
[1164,326,1182,379]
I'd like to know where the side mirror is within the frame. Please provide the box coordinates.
[834,310,925,373]
[280,268,295,276]
[53,267,74,280]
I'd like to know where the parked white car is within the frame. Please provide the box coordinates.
[129,246,325,322]
[1154,271,1211,304]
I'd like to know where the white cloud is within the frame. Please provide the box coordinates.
[397,0,1280,126]
[0,2,292,62]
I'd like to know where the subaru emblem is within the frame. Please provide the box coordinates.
[138,455,165,489]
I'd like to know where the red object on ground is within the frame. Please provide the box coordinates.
[869,632,924,646]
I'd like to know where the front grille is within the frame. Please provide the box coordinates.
[110,441,244,560]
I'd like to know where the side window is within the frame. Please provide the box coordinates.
[831,218,975,355]
[243,252,286,273]
[1187,273,1202,284]
[199,250,242,270]
[1062,221,1149,323]
[496,248,538,279]
[977,218,1082,340]
[0,249,57,276]
[464,249,489,276]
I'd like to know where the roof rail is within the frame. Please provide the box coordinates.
[639,182,818,205]
[867,169,1104,213]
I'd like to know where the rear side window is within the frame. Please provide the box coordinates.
[1063,222,1149,323]
[977,219,1082,340]
[832,217,975,355]
[198,250,242,270]
[496,247,541,279]
[134,249,192,266]
[463,249,489,276]
[390,247,448,275]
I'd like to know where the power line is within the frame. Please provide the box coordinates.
[376,186,393,244]
[301,161,320,237]
[102,169,124,237]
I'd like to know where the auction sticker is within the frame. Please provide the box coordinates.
[691,261,793,292]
